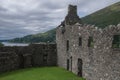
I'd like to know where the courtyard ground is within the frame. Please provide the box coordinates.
[0,67,85,80]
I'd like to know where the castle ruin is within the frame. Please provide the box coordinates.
[0,4,120,80]
[56,5,120,80]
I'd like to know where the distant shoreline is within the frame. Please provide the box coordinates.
[2,42,29,46]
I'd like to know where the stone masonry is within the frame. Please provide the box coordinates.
[0,43,57,73]
[56,5,120,80]
[0,52,18,73]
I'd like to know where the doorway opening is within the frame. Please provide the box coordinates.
[70,56,72,71]
[67,59,69,70]
[77,58,83,77]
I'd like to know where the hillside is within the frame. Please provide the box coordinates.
[82,2,120,28]
[10,29,56,43]
[10,2,120,43]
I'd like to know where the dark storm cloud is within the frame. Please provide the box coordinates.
[0,0,119,40]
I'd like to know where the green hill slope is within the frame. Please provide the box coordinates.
[10,29,56,43]
[10,2,120,43]
[82,2,120,28]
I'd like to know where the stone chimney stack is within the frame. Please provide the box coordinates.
[68,5,77,16]
[58,4,82,27]
[64,4,82,25]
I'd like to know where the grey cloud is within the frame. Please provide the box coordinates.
[0,0,119,40]
[0,7,7,13]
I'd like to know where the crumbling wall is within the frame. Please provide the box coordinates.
[0,52,19,73]
[0,43,57,73]
[56,24,120,80]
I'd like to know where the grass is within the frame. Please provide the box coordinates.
[0,67,85,80]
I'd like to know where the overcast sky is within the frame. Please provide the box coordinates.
[0,0,119,40]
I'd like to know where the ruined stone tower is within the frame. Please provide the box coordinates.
[56,4,120,80]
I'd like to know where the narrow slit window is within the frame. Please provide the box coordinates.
[61,26,65,34]
[79,37,82,46]
[88,37,93,47]
[67,40,69,51]
[112,35,120,48]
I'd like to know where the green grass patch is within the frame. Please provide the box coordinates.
[0,67,85,80]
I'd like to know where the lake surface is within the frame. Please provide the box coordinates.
[2,42,29,46]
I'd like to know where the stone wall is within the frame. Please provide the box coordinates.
[0,52,19,73]
[29,43,57,67]
[0,43,57,73]
[56,4,120,80]
[56,23,120,80]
